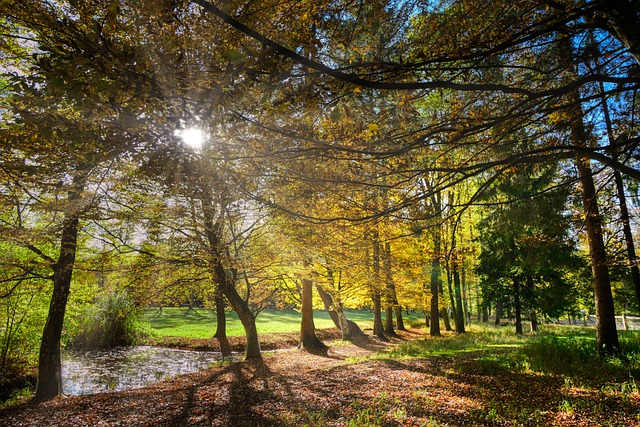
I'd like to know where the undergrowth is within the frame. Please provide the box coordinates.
[68,291,149,350]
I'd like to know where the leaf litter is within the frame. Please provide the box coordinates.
[1,329,638,426]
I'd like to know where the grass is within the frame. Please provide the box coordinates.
[358,324,640,426]
[382,322,524,359]
[141,307,422,338]
[383,323,640,387]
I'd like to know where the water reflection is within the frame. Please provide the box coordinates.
[62,346,234,395]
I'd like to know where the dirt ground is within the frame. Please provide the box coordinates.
[1,328,638,426]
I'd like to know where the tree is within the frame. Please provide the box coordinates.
[299,278,327,351]
[477,161,578,335]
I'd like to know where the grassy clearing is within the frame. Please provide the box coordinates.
[141,307,423,338]
[384,324,640,398]
[344,324,640,426]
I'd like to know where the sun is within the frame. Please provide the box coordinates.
[178,127,205,150]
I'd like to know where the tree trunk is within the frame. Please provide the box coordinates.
[299,279,326,351]
[35,172,85,401]
[213,285,231,356]
[614,169,640,313]
[214,285,226,338]
[202,197,261,360]
[446,275,457,329]
[372,290,385,339]
[430,224,442,336]
[560,33,619,354]
[440,307,452,331]
[598,75,640,314]
[495,300,502,326]
[317,285,341,328]
[513,277,523,335]
[384,306,394,336]
[394,306,406,331]
[575,153,619,353]
[371,232,386,339]
[316,283,364,340]
[476,280,482,322]
[383,242,399,336]
[446,268,456,324]
[217,265,261,359]
[530,309,539,334]
[461,267,470,324]
[437,265,452,331]
[482,302,489,323]
[453,260,466,334]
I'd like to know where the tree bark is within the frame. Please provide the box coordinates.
[617,170,640,301]
[317,284,341,328]
[430,223,442,336]
[383,242,399,336]
[494,300,502,326]
[215,262,261,359]
[371,232,386,339]
[613,169,640,312]
[299,279,327,351]
[597,75,640,313]
[475,277,482,322]
[202,197,262,360]
[560,33,619,354]
[35,172,86,401]
[530,309,539,334]
[574,152,619,353]
[445,264,457,330]
[214,285,226,338]
[513,277,523,335]
[316,283,364,339]
[213,285,231,356]
[372,290,385,339]
[453,259,466,334]
[461,267,470,324]
[394,306,406,331]
[438,265,453,331]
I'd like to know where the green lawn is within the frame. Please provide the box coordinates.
[141,307,421,338]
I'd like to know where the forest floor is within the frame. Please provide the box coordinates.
[1,327,639,427]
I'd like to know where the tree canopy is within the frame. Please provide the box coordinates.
[1,0,640,400]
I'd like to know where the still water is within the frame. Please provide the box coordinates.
[62,346,232,395]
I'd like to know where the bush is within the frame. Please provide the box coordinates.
[69,291,147,350]
[0,284,48,398]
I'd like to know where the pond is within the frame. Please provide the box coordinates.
[62,346,236,396]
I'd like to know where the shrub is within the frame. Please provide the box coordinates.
[69,291,147,349]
